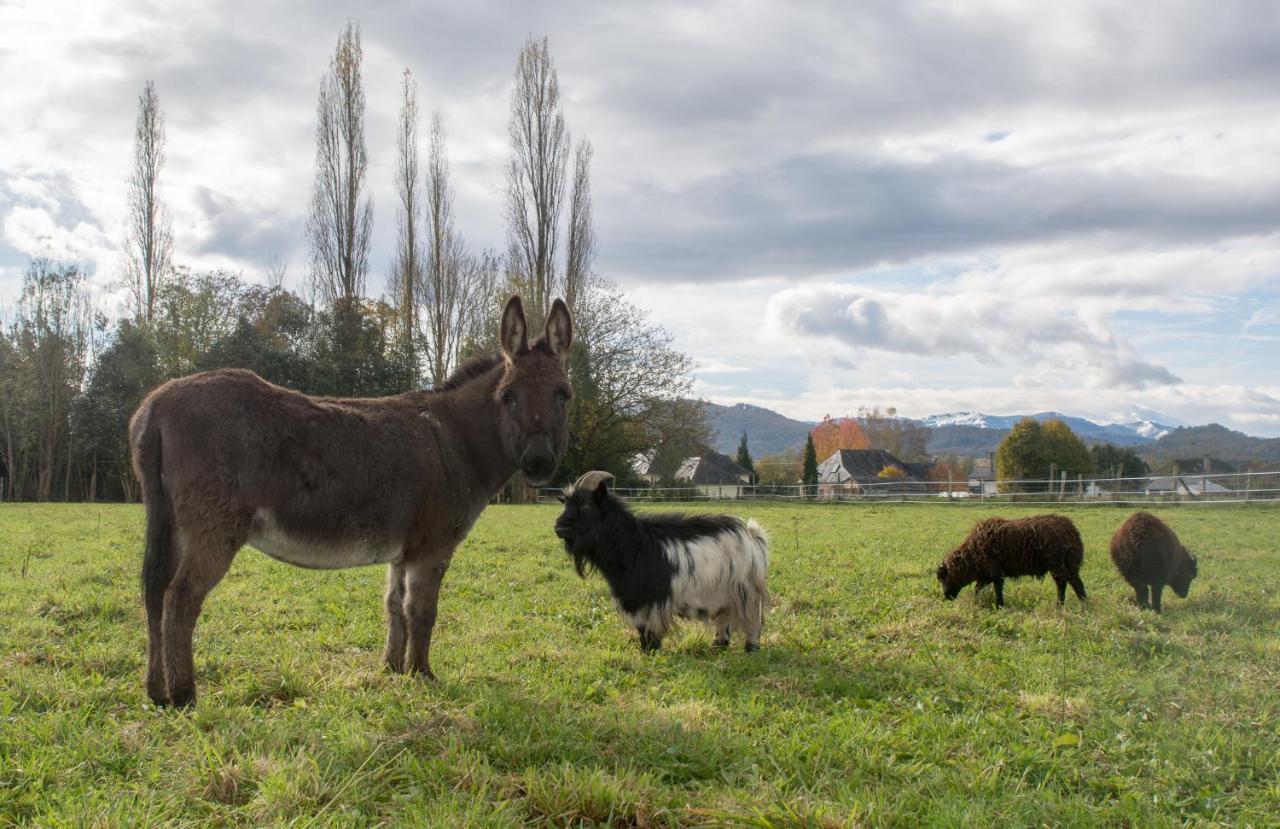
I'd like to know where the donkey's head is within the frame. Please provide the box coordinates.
[495,295,574,486]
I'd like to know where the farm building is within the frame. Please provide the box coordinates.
[1172,457,1236,475]
[967,457,998,495]
[674,451,754,498]
[1144,476,1232,497]
[817,449,926,497]
[630,453,660,485]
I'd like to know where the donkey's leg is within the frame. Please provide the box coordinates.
[162,528,239,708]
[145,573,172,706]
[383,562,408,673]
[403,555,451,680]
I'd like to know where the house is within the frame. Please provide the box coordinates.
[817,449,924,497]
[967,457,998,496]
[630,453,660,485]
[1144,476,1232,497]
[673,451,753,498]
[1172,457,1236,475]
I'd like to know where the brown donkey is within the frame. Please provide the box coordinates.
[129,296,573,707]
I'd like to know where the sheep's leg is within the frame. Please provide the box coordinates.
[1068,576,1087,602]
[993,578,1005,608]
[1053,575,1068,605]
[1135,583,1150,609]
[1150,580,1164,613]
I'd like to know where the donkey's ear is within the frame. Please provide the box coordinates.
[500,296,528,357]
[545,298,573,357]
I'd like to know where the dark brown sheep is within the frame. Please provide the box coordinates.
[935,514,1086,607]
[1109,511,1197,613]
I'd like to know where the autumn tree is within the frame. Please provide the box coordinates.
[858,406,928,461]
[928,456,974,492]
[810,414,870,462]
[996,418,1093,492]
[504,36,594,328]
[420,112,497,385]
[307,21,372,305]
[1091,443,1149,487]
[124,80,173,324]
[390,68,423,361]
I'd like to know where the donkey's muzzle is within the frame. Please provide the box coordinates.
[521,451,556,486]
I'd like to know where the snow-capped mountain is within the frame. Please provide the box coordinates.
[916,411,1173,444]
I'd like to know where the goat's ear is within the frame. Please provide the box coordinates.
[545,298,573,358]
[593,481,610,504]
[500,295,528,357]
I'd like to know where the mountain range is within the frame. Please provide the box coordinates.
[704,403,1279,464]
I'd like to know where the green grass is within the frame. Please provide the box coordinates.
[1,502,1278,827]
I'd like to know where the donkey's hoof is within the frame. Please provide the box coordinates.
[168,687,196,709]
[744,642,760,653]
[712,637,730,650]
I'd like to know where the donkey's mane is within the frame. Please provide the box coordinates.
[433,337,559,392]
[435,352,504,392]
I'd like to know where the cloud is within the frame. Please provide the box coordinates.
[766,283,1181,390]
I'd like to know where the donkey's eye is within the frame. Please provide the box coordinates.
[555,389,570,405]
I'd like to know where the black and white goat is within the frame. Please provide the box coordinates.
[554,471,770,653]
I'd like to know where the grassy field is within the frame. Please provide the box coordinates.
[1,502,1278,827]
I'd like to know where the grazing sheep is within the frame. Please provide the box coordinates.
[554,471,770,653]
[1109,511,1197,613]
[935,514,1086,607]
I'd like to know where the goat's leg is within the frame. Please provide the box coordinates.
[637,627,662,653]
[383,562,408,673]
[403,555,450,680]
[712,617,731,649]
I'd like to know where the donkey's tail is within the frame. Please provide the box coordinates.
[130,398,174,609]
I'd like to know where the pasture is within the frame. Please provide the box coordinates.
[1,502,1278,826]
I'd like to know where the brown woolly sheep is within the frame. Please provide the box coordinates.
[935,514,1086,607]
[1109,511,1197,613]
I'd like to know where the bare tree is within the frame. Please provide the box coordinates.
[306,21,372,305]
[564,139,596,315]
[505,35,569,328]
[420,112,498,384]
[391,68,423,348]
[124,80,174,325]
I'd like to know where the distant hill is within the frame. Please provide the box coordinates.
[703,402,813,456]
[704,402,1280,462]
[1141,424,1280,466]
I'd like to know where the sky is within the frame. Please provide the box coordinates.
[2,0,1279,435]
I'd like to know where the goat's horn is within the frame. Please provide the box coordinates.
[573,470,615,492]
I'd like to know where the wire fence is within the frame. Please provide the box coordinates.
[538,470,1280,506]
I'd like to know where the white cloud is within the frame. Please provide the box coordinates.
[766,282,1180,390]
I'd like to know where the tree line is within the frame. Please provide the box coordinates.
[0,27,706,502]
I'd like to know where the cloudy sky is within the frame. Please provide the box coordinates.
[3,0,1278,434]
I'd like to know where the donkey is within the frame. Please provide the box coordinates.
[129,295,573,707]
